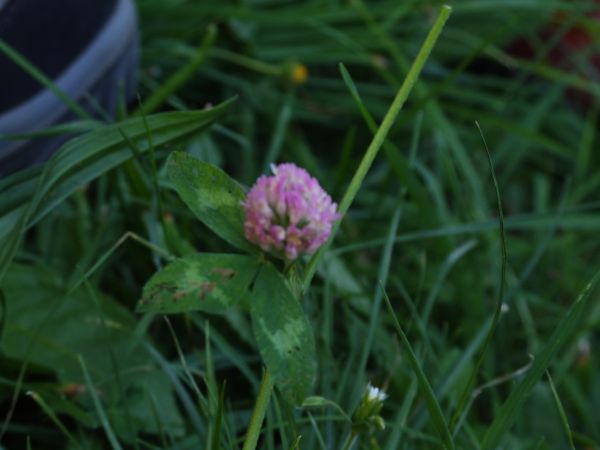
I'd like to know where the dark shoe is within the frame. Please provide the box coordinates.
[0,0,138,176]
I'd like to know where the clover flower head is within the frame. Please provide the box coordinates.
[243,163,340,260]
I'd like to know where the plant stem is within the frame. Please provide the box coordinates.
[212,48,283,76]
[242,370,274,450]
[302,5,452,292]
[341,433,357,450]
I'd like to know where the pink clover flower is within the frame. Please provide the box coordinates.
[243,163,340,260]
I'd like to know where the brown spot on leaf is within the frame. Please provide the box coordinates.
[210,267,236,280]
[150,282,177,298]
[173,291,186,302]
[62,383,87,398]
[198,281,217,300]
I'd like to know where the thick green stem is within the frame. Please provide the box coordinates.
[242,370,274,450]
[302,5,452,292]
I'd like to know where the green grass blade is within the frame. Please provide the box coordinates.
[0,100,234,224]
[382,288,455,450]
[450,123,507,432]
[481,269,600,450]
[0,120,103,140]
[338,63,437,228]
[0,40,90,120]
[384,379,418,450]
[0,100,234,284]
[68,231,173,294]
[262,91,294,172]
[144,343,206,438]
[242,370,274,450]
[135,24,217,115]
[162,318,207,408]
[421,239,478,325]
[78,355,123,450]
[302,5,452,292]
[546,371,576,450]
[354,206,402,398]
[27,391,84,450]
[210,381,227,450]
[307,412,327,450]
[0,172,45,290]
[191,316,259,387]
[84,280,139,448]
[286,436,302,450]
[145,390,169,449]
[0,290,5,345]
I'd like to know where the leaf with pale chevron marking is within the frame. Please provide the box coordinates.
[250,262,316,404]
[137,253,260,314]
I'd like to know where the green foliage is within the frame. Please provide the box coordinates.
[0,101,235,282]
[138,253,260,314]
[166,151,256,253]
[1,265,184,441]
[250,263,317,405]
[142,150,318,405]
[382,288,455,450]
[2,0,600,449]
[481,269,600,450]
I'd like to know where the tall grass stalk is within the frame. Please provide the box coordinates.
[302,5,452,292]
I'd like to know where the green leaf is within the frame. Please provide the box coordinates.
[167,151,257,253]
[137,253,260,314]
[1,264,184,438]
[250,263,316,405]
[0,119,103,140]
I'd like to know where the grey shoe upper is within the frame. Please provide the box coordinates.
[0,0,138,175]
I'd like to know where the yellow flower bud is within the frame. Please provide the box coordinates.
[290,63,308,85]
